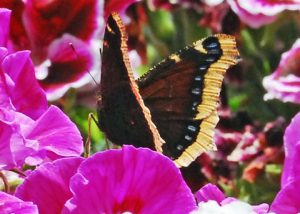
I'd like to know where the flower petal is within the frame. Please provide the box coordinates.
[0,8,11,47]
[281,112,300,187]
[0,191,38,214]
[271,179,300,214]
[0,109,37,170]
[195,184,226,204]
[0,118,16,169]
[1,50,48,119]
[263,39,300,103]
[63,146,196,213]
[227,0,277,28]
[15,157,84,214]
[24,105,83,164]
[238,0,300,16]
[104,0,139,19]
[38,34,94,101]
[23,0,99,61]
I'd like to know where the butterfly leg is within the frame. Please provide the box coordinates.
[0,171,9,193]
[85,113,101,157]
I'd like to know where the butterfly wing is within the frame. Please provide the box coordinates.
[138,35,239,167]
[98,13,164,151]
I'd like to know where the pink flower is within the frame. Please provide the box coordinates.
[0,48,83,170]
[0,191,38,214]
[227,0,277,28]
[192,184,269,213]
[263,39,300,103]
[271,112,300,213]
[235,0,300,16]
[15,146,196,213]
[227,0,300,28]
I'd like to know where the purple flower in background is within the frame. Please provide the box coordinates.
[263,39,300,103]
[228,0,300,28]
[0,191,38,214]
[271,112,300,213]
[15,146,196,213]
[0,46,83,170]
[236,0,300,16]
[192,183,269,213]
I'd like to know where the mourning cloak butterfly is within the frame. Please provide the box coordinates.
[98,13,240,167]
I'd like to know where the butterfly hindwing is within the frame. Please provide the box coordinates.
[138,35,239,167]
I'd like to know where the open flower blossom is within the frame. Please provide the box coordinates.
[271,112,300,213]
[191,183,269,214]
[15,146,196,213]
[0,9,83,170]
[0,191,38,214]
[227,0,300,28]
[263,39,300,104]
[0,48,83,170]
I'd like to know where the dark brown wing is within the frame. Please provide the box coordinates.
[98,13,164,151]
[138,35,239,167]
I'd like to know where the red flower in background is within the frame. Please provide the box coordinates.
[0,0,100,100]
[0,0,140,100]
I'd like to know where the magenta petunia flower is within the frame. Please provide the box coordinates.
[0,191,38,214]
[271,112,300,213]
[0,49,83,170]
[15,146,196,213]
[192,183,269,213]
[263,39,300,104]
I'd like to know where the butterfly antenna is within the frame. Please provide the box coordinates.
[68,42,99,86]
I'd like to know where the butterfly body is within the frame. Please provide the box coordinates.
[98,13,239,167]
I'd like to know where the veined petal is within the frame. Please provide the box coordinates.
[63,146,196,213]
[1,50,48,119]
[0,191,38,214]
[15,157,84,214]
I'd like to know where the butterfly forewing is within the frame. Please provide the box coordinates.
[98,13,164,150]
